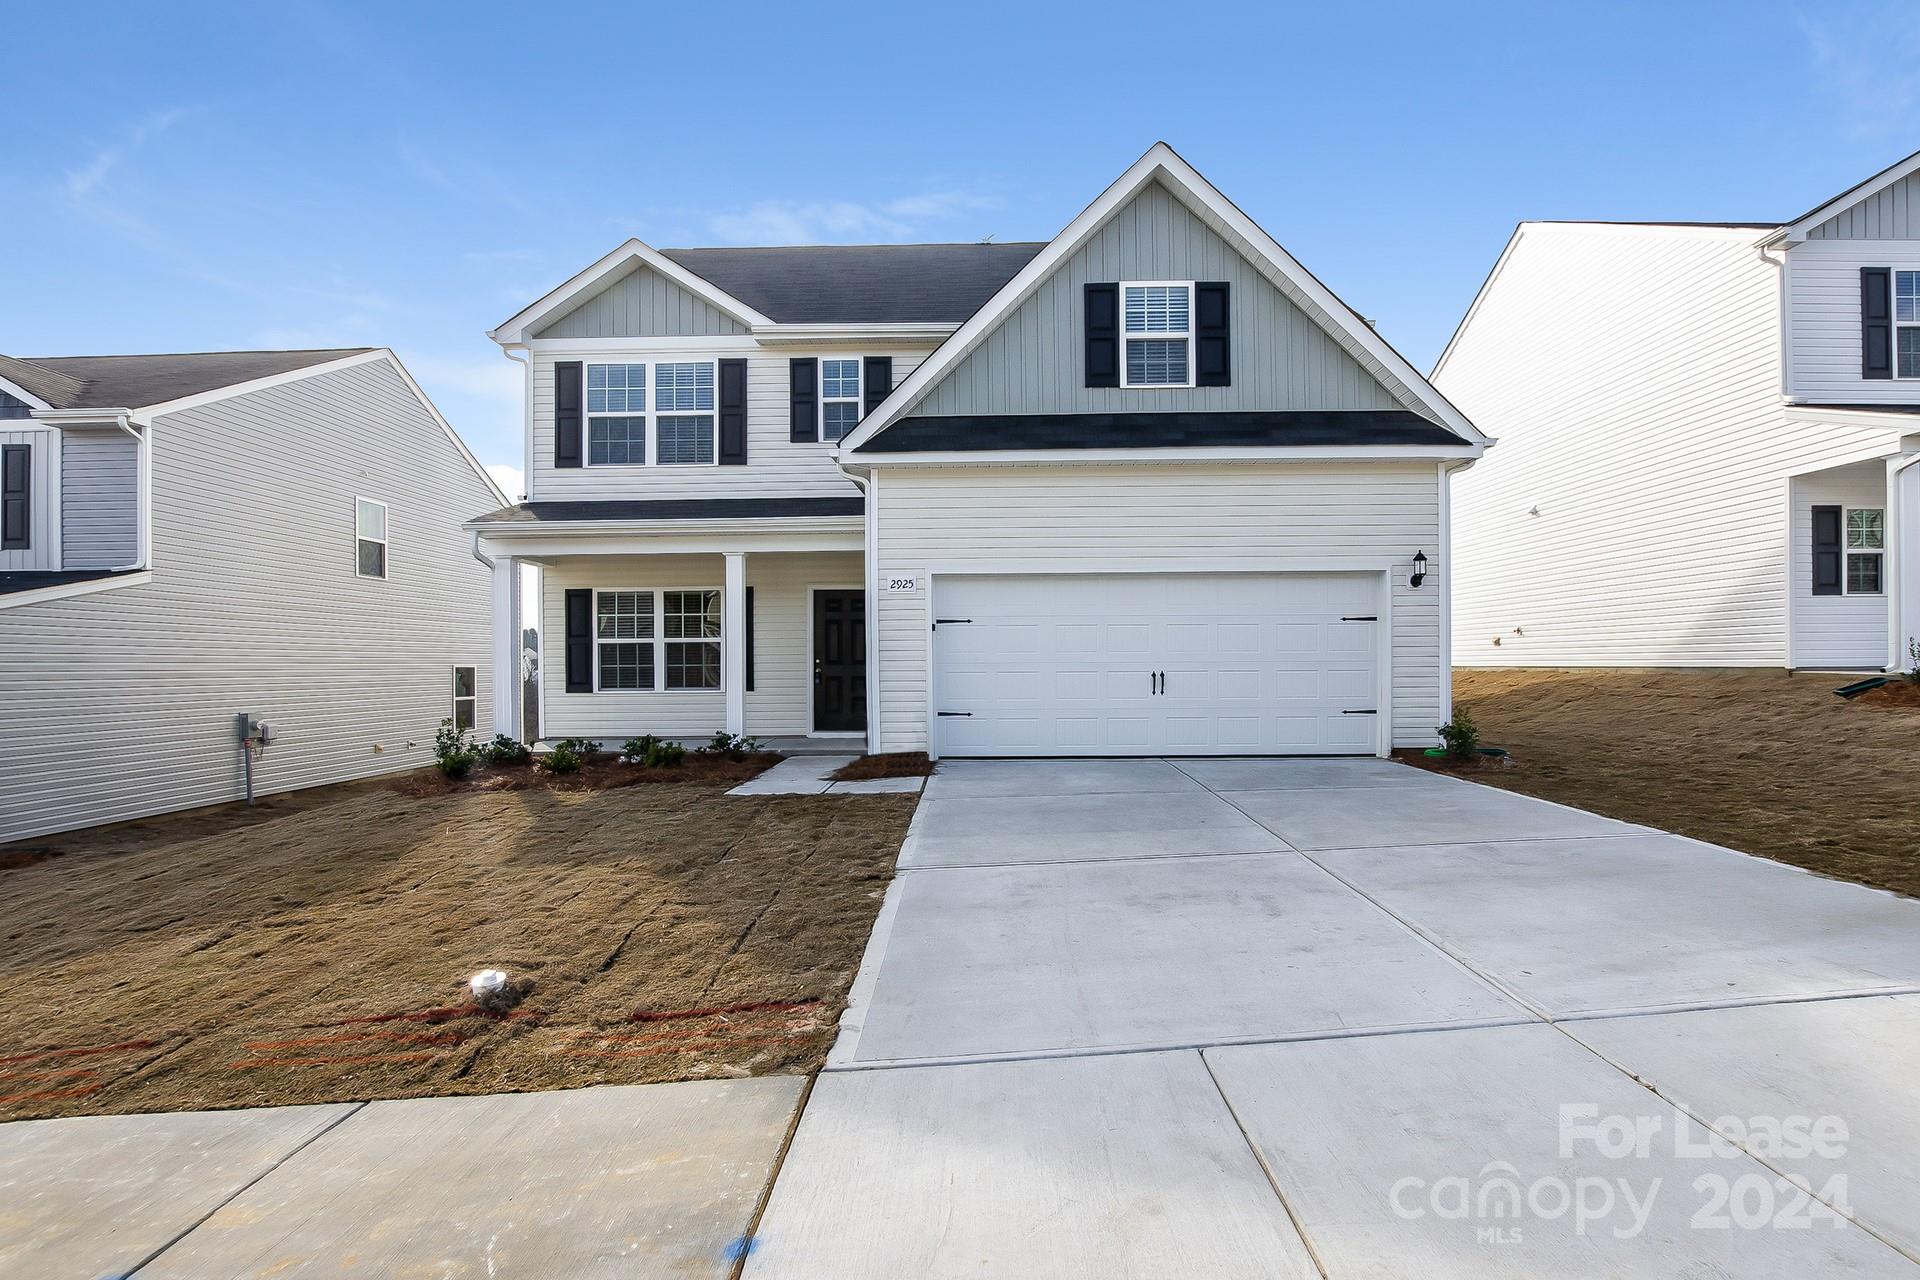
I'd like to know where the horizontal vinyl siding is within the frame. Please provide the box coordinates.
[528,347,929,501]
[60,430,138,569]
[1807,172,1920,239]
[872,463,1441,753]
[539,551,861,742]
[1790,463,1889,668]
[911,180,1400,418]
[1438,224,1899,668]
[0,429,59,571]
[0,359,499,844]
[534,264,748,339]
[1786,238,1920,402]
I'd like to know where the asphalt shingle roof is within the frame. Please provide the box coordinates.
[0,349,374,410]
[658,243,1046,324]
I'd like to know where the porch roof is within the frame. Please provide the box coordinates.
[467,496,864,527]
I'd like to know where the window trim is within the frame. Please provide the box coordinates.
[354,497,388,580]
[583,358,721,468]
[1119,280,1195,389]
[590,586,725,692]
[820,357,863,442]
[1842,505,1886,595]
[1893,270,1920,379]
[451,664,477,732]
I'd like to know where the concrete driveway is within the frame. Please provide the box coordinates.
[746,758,1920,1278]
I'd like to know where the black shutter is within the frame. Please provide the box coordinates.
[718,357,748,465]
[862,356,892,417]
[744,586,756,692]
[1195,282,1231,387]
[1862,269,1893,380]
[1085,283,1119,387]
[554,361,584,467]
[564,588,594,691]
[789,358,818,442]
[1812,505,1843,596]
[1,444,28,550]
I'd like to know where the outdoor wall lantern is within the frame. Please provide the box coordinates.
[1410,550,1428,589]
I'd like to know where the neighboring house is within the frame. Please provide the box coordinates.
[1436,153,1920,672]
[0,348,505,843]
[472,143,1488,759]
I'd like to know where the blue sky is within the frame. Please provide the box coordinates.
[8,1,1919,494]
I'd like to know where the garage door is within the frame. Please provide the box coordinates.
[932,573,1382,757]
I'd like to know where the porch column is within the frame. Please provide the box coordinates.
[1897,457,1920,671]
[490,553,521,740]
[724,552,746,736]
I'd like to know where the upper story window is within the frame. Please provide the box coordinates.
[585,361,715,466]
[355,498,388,579]
[1896,273,1920,377]
[1122,282,1193,387]
[821,360,861,440]
[1846,507,1885,594]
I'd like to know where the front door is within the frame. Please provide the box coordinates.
[813,590,867,732]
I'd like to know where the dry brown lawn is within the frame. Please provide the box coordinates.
[0,773,914,1121]
[1418,669,1920,897]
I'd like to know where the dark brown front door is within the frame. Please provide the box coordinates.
[813,590,867,732]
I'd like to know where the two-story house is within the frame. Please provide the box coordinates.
[1437,152,1920,673]
[472,144,1490,758]
[0,348,505,843]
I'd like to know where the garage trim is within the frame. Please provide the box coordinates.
[918,560,1396,760]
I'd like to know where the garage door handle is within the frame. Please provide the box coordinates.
[1340,615,1377,622]
[1342,709,1378,715]
[937,711,973,717]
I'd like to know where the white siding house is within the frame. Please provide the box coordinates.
[1438,152,1920,673]
[475,144,1488,758]
[0,349,505,844]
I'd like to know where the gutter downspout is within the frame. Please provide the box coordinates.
[111,413,150,572]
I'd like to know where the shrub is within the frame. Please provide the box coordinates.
[433,718,479,780]
[644,740,687,768]
[554,737,596,756]
[481,734,532,766]
[537,742,585,774]
[621,734,662,761]
[696,730,764,760]
[1435,709,1480,762]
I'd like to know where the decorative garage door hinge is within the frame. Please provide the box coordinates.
[1342,709,1379,715]
[933,617,973,630]
[937,711,973,717]
[1340,615,1378,622]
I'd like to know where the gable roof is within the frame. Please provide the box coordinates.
[1765,146,1920,244]
[490,239,773,343]
[841,142,1489,455]
[656,243,1045,324]
[0,349,374,411]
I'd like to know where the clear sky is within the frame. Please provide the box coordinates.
[8,1,1918,496]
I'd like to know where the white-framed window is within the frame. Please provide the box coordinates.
[821,358,862,441]
[1845,507,1885,594]
[1121,281,1193,388]
[451,665,477,732]
[592,588,723,691]
[1896,272,1920,378]
[584,360,717,466]
[355,498,388,579]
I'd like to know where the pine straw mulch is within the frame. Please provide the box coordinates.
[0,776,915,1121]
[388,751,784,797]
[828,753,935,782]
[1431,668,1920,899]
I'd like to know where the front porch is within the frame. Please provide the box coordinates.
[472,502,870,750]
[1785,443,1920,672]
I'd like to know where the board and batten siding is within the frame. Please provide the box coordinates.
[1438,223,1899,668]
[871,462,1442,754]
[0,428,60,571]
[539,550,861,742]
[907,180,1401,418]
[527,347,930,501]
[533,263,749,339]
[1784,237,1920,403]
[0,358,499,844]
[60,429,139,569]
[1806,172,1920,239]
[1789,462,1889,669]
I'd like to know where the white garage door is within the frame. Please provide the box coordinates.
[932,573,1383,757]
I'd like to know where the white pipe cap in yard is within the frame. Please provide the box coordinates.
[470,969,508,999]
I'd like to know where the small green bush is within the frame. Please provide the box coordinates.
[644,740,687,768]
[696,730,764,760]
[1436,709,1480,762]
[481,734,532,766]
[433,718,479,780]
[538,742,585,774]
[622,734,662,761]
